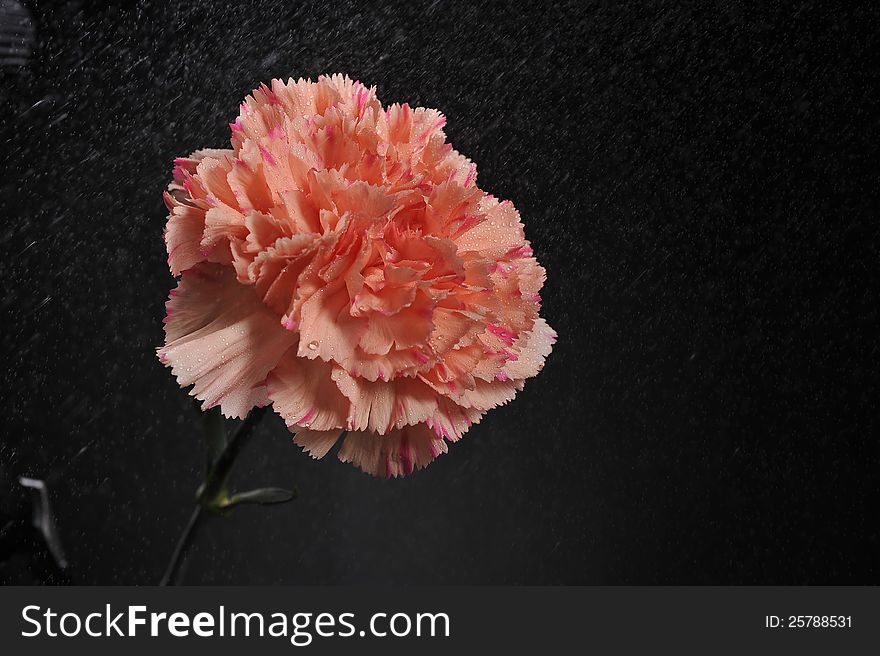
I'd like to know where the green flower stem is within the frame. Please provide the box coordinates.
[197,406,268,509]
[158,505,204,587]
[159,406,268,586]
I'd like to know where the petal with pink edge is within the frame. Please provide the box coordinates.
[338,424,448,478]
[427,397,483,442]
[267,348,350,431]
[503,317,557,381]
[332,368,438,434]
[164,198,207,276]
[455,197,525,258]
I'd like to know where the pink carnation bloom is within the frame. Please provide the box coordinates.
[158,74,556,478]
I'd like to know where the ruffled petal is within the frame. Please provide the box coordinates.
[332,368,438,434]
[158,263,296,418]
[502,317,557,381]
[267,347,350,431]
[341,347,429,383]
[297,282,365,363]
[426,376,524,412]
[292,429,344,460]
[454,197,525,258]
[163,197,207,276]
[426,397,483,442]
[202,205,247,257]
[251,234,320,322]
[195,154,237,207]
[228,151,274,213]
[338,424,448,478]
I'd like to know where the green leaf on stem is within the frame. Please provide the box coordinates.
[223,487,297,508]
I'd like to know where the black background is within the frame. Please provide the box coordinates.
[1,1,878,584]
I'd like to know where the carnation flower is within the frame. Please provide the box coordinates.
[158,74,555,477]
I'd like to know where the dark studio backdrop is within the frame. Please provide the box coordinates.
[0,1,877,585]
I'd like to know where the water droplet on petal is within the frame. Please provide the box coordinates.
[307,340,319,350]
